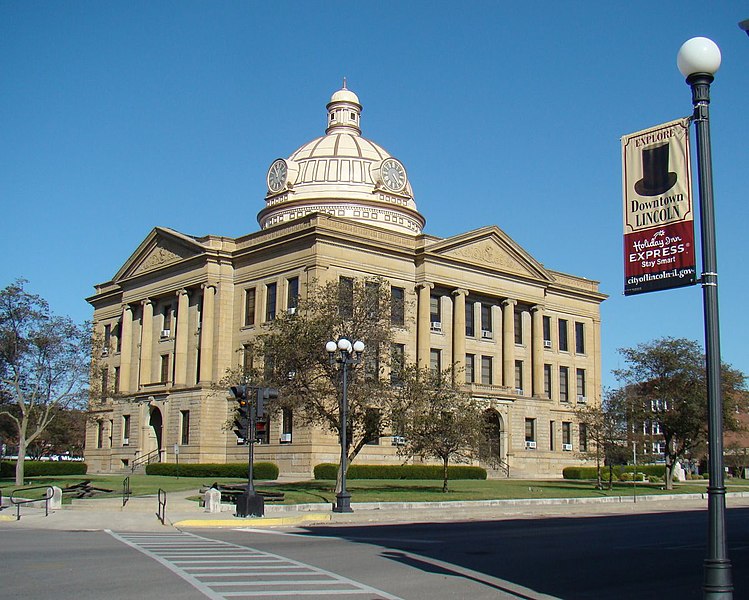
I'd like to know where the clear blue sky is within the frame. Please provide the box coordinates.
[2,2,747,390]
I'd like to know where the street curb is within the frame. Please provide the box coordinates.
[173,512,331,528]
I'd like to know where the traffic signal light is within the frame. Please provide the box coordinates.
[230,385,249,441]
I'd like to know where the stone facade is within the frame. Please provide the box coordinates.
[84,86,606,478]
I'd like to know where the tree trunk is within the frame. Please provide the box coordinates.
[442,456,449,493]
[664,456,675,490]
[15,436,27,485]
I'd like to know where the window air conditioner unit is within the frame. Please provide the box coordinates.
[101,348,109,357]
[123,438,129,446]
[563,443,573,451]
[430,321,442,332]
[525,440,537,449]
[481,330,493,339]
[515,388,523,395]
[543,340,552,348]
[392,436,406,446]
[287,307,297,315]
[161,329,171,338]
[280,433,292,443]
[577,395,587,403]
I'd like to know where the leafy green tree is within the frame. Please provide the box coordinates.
[0,280,91,484]
[392,364,487,492]
[250,278,402,494]
[614,337,747,490]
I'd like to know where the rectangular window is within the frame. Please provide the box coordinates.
[265,283,277,321]
[281,408,293,442]
[481,355,492,385]
[391,286,405,326]
[113,367,120,394]
[430,295,441,324]
[481,303,492,333]
[429,348,441,375]
[543,315,551,344]
[391,343,405,384]
[514,310,523,345]
[287,277,299,311]
[180,410,190,445]
[104,324,111,352]
[122,415,130,445]
[575,321,585,354]
[559,366,569,402]
[244,288,256,326]
[365,408,381,445]
[550,421,555,451]
[365,281,380,319]
[364,345,380,380]
[465,354,475,384]
[465,301,475,337]
[97,421,104,449]
[525,418,536,442]
[339,276,354,318]
[162,304,172,332]
[100,368,108,399]
[543,364,552,399]
[579,423,588,452]
[243,344,253,376]
[160,354,170,383]
[514,360,523,393]
[558,319,568,352]
[114,322,122,353]
[562,421,572,446]
[576,368,586,400]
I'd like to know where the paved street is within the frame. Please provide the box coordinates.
[2,502,748,599]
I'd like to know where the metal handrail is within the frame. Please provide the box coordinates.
[131,448,161,473]
[156,488,166,525]
[122,477,132,507]
[10,486,54,521]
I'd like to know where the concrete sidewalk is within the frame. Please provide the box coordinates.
[2,489,748,532]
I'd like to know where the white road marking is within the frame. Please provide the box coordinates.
[107,530,403,600]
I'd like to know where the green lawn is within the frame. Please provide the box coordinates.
[3,473,747,504]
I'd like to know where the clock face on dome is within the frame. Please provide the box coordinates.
[267,159,288,193]
[380,158,406,192]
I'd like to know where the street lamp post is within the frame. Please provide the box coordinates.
[326,337,365,513]
[677,37,731,599]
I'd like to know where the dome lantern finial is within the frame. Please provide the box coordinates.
[326,82,362,135]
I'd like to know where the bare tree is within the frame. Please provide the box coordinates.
[0,280,91,484]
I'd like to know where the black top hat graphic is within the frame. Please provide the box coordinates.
[635,142,678,197]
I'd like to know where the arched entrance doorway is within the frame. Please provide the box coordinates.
[483,410,507,475]
[144,406,163,459]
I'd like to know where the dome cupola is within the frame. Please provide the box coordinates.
[257,84,425,236]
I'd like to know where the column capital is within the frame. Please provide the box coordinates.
[416,282,434,292]
[451,288,469,298]
[530,304,545,314]
[501,298,517,308]
[121,303,133,313]
[176,288,190,298]
[201,282,217,292]
[141,298,153,307]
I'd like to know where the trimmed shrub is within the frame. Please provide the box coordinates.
[0,460,87,478]
[145,462,279,480]
[563,464,667,480]
[313,463,487,480]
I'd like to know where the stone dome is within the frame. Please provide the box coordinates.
[257,84,425,236]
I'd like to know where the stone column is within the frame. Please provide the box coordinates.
[501,298,516,388]
[531,305,544,397]
[139,299,153,387]
[174,288,190,386]
[119,304,133,393]
[451,289,468,382]
[416,283,433,369]
[199,283,216,383]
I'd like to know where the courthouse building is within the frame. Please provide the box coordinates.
[85,85,606,478]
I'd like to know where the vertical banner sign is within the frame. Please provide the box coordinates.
[622,118,696,295]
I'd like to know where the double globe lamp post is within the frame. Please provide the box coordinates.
[677,37,731,599]
[326,337,365,513]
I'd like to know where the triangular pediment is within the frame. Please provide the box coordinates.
[427,226,553,282]
[114,227,206,281]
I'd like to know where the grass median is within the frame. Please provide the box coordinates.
[3,474,747,505]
